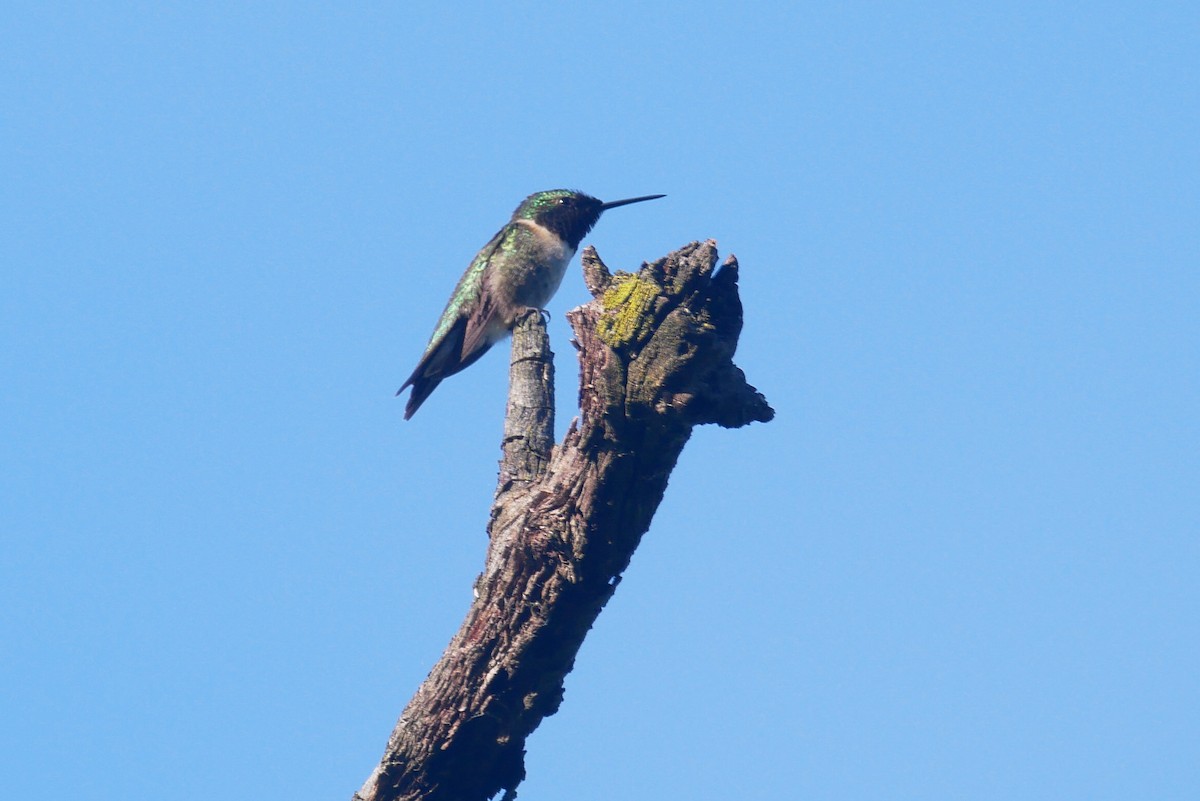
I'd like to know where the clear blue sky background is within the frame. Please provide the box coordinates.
[2,3,1196,799]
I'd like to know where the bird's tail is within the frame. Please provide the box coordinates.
[398,316,493,419]
[398,374,443,420]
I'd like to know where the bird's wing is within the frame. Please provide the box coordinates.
[397,225,510,418]
[459,223,524,360]
[420,227,504,361]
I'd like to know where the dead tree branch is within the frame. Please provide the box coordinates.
[355,241,774,801]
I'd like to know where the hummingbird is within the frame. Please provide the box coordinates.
[397,189,665,419]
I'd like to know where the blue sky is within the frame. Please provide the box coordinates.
[2,3,1196,799]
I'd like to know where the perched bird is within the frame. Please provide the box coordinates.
[397,189,664,419]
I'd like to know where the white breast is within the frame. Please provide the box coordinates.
[511,219,574,309]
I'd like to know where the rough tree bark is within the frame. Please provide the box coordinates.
[354,241,774,801]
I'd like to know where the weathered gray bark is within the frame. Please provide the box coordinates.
[355,241,773,801]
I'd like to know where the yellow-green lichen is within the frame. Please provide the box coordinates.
[595,274,661,348]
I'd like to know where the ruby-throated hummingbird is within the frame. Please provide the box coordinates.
[397,189,665,419]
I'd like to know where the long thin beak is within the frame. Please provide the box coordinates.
[600,194,666,210]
